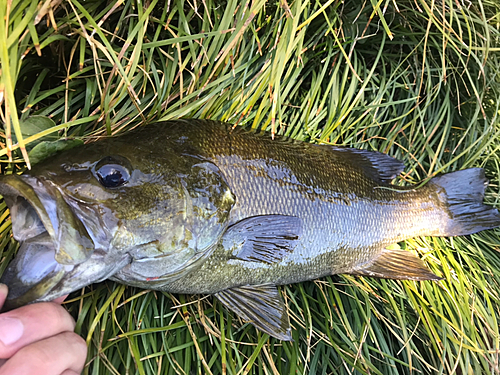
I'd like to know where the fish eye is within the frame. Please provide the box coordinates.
[94,156,132,188]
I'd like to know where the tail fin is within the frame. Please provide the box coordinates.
[430,168,500,236]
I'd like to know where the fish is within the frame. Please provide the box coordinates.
[0,119,499,340]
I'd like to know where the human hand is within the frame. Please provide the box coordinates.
[0,284,87,375]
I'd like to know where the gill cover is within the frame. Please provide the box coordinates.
[112,160,236,286]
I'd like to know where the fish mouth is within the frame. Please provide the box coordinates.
[0,174,123,311]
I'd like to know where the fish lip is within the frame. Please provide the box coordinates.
[0,174,96,309]
[0,174,95,264]
[0,174,58,242]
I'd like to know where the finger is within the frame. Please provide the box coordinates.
[0,285,7,310]
[0,302,75,359]
[0,331,87,375]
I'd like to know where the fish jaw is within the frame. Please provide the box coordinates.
[0,174,124,310]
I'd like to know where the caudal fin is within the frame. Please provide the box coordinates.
[430,168,500,236]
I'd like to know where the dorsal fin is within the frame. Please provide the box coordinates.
[329,146,405,183]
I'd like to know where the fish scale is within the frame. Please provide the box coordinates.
[1,119,499,340]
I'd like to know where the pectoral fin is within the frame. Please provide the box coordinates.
[214,284,292,341]
[223,215,302,264]
[350,248,442,280]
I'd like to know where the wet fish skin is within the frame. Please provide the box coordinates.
[0,121,237,306]
[1,119,499,340]
[111,120,488,291]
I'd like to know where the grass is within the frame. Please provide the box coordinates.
[1,0,500,373]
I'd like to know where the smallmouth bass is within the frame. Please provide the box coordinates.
[1,119,499,340]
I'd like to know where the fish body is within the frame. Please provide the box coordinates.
[1,120,499,339]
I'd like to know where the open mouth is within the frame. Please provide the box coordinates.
[0,174,94,310]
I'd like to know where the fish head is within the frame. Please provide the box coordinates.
[0,136,235,310]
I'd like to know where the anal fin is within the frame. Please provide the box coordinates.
[214,284,292,341]
[350,248,442,281]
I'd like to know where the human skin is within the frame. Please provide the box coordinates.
[0,284,87,375]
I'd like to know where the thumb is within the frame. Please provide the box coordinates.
[0,285,7,311]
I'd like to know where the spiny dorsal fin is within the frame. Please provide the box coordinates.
[350,248,442,281]
[214,284,292,341]
[222,215,302,264]
[329,146,405,183]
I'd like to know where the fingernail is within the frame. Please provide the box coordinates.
[0,284,7,298]
[0,317,24,346]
